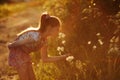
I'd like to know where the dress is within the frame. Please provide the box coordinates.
[8,31,44,68]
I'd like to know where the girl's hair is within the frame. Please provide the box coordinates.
[17,12,61,36]
[38,13,61,32]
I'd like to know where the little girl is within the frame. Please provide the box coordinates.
[8,12,70,80]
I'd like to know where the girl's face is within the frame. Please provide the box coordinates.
[49,26,59,37]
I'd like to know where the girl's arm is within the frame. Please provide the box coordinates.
[41,43,69,63]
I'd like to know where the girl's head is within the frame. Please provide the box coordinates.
[39,13,61,37]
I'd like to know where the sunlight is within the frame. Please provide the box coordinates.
[0,0,120,80]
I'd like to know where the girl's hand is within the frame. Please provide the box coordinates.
[65,53,74,62]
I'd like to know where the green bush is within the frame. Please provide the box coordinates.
[33,0,120,80]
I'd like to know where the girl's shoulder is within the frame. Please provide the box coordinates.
[18,30,39,37]
[17,30,40,41]
[17,27,39,36]
[26,30,39,35]
[27,30,40,41]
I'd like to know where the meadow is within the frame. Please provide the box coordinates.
[0,0,120,80]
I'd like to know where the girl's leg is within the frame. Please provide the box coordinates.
[16,62,36,80]
[27,62,36,80]
[16,63,29,80]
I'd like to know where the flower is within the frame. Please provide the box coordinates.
[88,41,91,45]
[58,32,66,38]
[66,56,74,62]
[57,46,64,52]
[96,33,100,36]
[98,39,104,45]
[58,52,62,55]
[32,62,35,65]
[62,40,66,44]
[57,32,66,55]
[57,47,61,51]
[61,47,64,51]
[93,45,97,49]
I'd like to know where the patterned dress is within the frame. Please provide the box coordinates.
[8,31,44,68]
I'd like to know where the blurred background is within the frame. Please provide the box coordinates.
[0,0,120,80]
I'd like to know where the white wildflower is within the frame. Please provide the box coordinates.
[96,33,100,36]
[58,32,66,38]
[62,40,66,44]
[61,47,64,51]
[98,39,104,45]
[66,56,74,62]
[61,33,65,38]
[57,47,61,51]
[93,3,96,6]
[58,52,62,55]
[57,46,64,52]
[93,45,97,49]
[32,62,35,65]
[88,41,91,45]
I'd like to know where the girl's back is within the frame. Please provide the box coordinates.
[15,28,43,53]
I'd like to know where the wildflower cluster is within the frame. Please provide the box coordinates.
[57,32,74,62]
[57,32,66,55]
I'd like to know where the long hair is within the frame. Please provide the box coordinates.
[38,13,61,32]
[17,12,61,36]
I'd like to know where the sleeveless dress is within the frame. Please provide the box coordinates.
[8,31,45,68]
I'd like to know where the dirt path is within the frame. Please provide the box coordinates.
[0,6,42,80]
